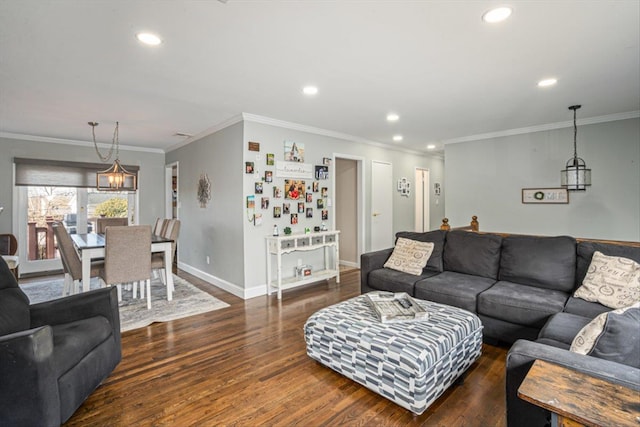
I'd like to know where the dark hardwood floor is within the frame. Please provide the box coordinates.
[58,269,507,426]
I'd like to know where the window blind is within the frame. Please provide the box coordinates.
[14,157,139,189]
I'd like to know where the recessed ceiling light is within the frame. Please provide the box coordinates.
[386,113,399,122]
[393,135,403,142]
[482,7,512,23]
[537,78,558,87]
[427,144,436,150]
[302,86,318,96]
[136,32,162,46]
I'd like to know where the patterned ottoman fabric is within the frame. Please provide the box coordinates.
[304,294,483,415]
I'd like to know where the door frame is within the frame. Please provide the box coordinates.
[414,167,430,232]
[165,161,179,219]
[332,153,365,268]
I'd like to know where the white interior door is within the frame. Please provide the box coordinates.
[371,160,393,251]
[414,168,430,232]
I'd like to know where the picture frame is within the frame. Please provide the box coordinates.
[285,179,305,200]
[306,193,313,203]
[315,165,329,179]
[522,188,569,204]
[321,209,328,220]
[273,186,282,198]
[255,182,263,194]
[298,202,305,213]
[291,213,298,225]
[283,203,290,214]
[266,153,275,166]
[264,170,273,183]
[273,206,281,218]
[245,162,254,174]
[313,181,319,192]
[284,140,304,162]
[317,199,324,209]
[306,208,313,218]
[261,197,269,209]
[321,187,328,198]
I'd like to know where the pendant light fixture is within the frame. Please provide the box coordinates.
[560,105,591,191]
[90,121,138,191]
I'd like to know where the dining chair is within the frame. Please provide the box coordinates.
[96,217,129,234]
[151,219,180,296]
[0,233,19,280]
[99,225,152,309]
[52,223,104,296]
[153,217,164,236]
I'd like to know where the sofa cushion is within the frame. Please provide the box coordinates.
[0,257,30,336]
[499,235,576,291]
[52,315,113,377]
[414,271,496,313]
[443,231,502,279]
[383,237,434,276]
[573,251,640,309]
[396,229,446,273]
[538,312,592,345]
[576,241,640,286]
[563,297,610,318]
[367,268,438,295]
[570,302,640,368]
[478,281,569,328]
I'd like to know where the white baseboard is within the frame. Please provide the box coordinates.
[340,260,359,268]
[178,262,267,300]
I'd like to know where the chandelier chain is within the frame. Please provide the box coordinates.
[90,121,119,162]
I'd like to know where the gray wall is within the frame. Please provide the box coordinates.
[0,136,166,232]
[165,122,245,291]
[444,118,640,241]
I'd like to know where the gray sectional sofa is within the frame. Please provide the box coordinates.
[360,230,640,426]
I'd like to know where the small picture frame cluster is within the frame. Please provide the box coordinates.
[397,177,410,197]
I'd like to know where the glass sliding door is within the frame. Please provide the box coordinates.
[17,186,135,276]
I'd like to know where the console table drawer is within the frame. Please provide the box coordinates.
[281,240,295,249]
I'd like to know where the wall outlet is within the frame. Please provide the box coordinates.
[206,256,210,264]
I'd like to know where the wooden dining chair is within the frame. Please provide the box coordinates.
[151,219,180,296]
[99,225,152,309]
[52,223,104,296]
[96,217,129,234]
[0,233,19,280]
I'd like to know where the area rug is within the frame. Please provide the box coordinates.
[20,274,230,332]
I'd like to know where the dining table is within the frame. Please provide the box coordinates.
[70,232,175,300]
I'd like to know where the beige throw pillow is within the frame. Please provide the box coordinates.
[384,237,434,276]
[573,251,640,309]
[570,302,640,355]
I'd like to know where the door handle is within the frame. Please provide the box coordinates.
[372,212,380,217]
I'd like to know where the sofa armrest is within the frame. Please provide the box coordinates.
[360,247,393,293]
[506,339,640,427]
[0,326,61,424]
[30,287,121,349]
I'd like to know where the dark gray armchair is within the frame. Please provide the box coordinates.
[0,256,121,426]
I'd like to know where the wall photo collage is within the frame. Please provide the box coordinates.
[246,140,330,231]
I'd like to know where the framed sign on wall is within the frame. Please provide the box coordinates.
[522,188,569,204]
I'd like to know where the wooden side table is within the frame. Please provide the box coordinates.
[518,359,640,427]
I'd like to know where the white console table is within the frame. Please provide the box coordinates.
[265,230,340,299]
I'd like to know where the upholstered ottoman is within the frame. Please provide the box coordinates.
[303,294,483,414]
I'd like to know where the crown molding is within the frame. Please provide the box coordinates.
[241,113,429,156]
[164,113,244,152]
[0,131,165,154]
[443,110,640,145]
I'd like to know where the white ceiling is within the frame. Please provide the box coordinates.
[1,1,638,154]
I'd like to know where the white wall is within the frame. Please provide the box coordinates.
[0,136,166,233]
[444,117,640,240]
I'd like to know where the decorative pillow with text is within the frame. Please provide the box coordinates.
[573,251,640,309]
[384,237,434,276]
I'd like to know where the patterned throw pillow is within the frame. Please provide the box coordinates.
[384,237,434,276]
[573,251,640,309]
[570,302,640,368]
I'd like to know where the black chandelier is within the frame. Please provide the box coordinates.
[560,105,591,191]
